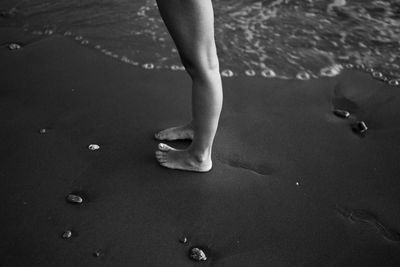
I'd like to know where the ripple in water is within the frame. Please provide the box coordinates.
[0,0,399,79]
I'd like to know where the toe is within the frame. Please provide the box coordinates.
[158,143,175,151]
[160,162,171,169]
[154,131,163,140]
[158,157,167,163]
[155,151,165,160]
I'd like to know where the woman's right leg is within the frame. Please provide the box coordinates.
[155,0,223,172]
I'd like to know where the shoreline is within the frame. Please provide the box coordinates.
[3,26,400,84]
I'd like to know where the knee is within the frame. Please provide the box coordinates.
[180,48,220,77]
[183,56,220,78]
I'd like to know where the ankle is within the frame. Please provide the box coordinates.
[188,147,211,163]
[186,121,194,130]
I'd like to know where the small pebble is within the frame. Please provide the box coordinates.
[388,79,399,86]
[66,194,83,204]
[93,250,101,257]
[353,121,368,136]
[39,128,47,134]
[8,43,21,50]
[62,230,72,239]
[179,236,188,244]
[189,248,207,261]
[88,144,100,150]
[333,109,350,118]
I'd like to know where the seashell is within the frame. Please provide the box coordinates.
[333,109,350,118]
[179,236,188,244]
[8,43,21,50]
[352,121,368,136]
[62,230,72,239]
[189,248,207,261]
[66,194,83,204]
[88,144,100,150]
[93,250,101,257]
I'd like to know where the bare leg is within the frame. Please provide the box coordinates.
[155,0,223,172]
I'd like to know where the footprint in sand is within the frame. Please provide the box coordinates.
[336,205,400,243]
[216,153,274,176]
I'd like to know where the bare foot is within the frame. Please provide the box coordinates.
[154,124,194,141]
[155,143,212,172]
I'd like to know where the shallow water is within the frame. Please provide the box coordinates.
[1,0,400,80]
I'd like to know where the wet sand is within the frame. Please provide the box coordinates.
[1,27,400,266]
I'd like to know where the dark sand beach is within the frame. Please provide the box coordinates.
[1,28,400,266]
